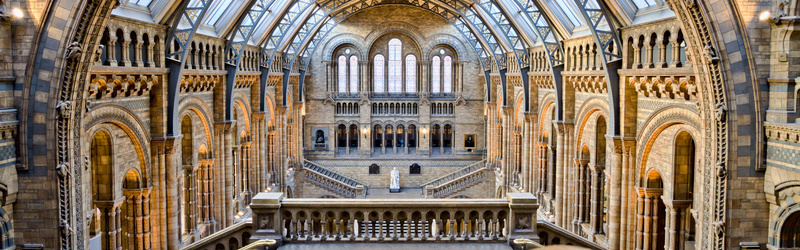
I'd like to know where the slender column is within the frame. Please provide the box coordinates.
[121,40,131,66]
[633,46,642,69]
[145,43,155,67]
[669,37,680,67]
[573,159,583,228]
[107,207,118,250]
[143,190,152,250]
[643,194,652,250]
[602,136,620,249]
[159,137,180,249]
[620,140,635,249]
[553,122,568,227]
[635,189,644,250]
[656,39,667,68]
[134,42,143,67]
[107,36,118,65]
[644,40,654,68]
[667,205,678,250]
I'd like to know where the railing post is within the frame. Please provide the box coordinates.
[251,192,285,249]
[356,185,365,198]
[425,185,434,198]
[507,192,540,247]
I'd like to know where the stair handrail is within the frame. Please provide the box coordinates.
[304,160,367,187]
[419,159,486,188]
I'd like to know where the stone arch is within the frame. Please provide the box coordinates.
[537,100,555,139]
[0,206,11,248]
[90,129,114,201]
[179,97,215,154]
[573,97,609,156]
[84,104,151,185]
[514,91,525,127]
[234,99,252,135]
[322,33,367,61]
[364,21,426,54]
[421,34,468,61]
[637,106,702,189]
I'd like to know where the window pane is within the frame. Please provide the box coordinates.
[350,56,359,94]
[443,56,452,93]
[405,54,416,93]
[133,0,152,7]
[631,0,656,9]
[554,0,583,26]
[205,0,234,26]
[388,39,402,93]
[374,55,385,93]
[431,56,440,93]
[338,55,347,94]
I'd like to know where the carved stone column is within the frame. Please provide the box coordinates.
[107,35,118,65]
[553,121,573,228]
[134,42,143,67]
[121,40,131,67]
[153,137,179,249]
[215,121,235,228]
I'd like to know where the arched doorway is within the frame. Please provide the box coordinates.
[782,211,800,248]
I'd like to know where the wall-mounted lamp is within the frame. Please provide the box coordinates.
[11,8,23,18]
[759,10,800,24]
[759,11,772,21]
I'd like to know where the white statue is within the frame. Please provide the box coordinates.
[390,167,400,192]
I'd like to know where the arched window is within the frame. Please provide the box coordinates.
[338,55,347,93]
[349,55,359,94]
[405,54,416,93]
[374,54,385,93]
[388,39,402,93]
[431,56,441,93]
[443,56,452,93]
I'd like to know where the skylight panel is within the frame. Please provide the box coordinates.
[553,0,583,26]
[132,0,152,7]
[205,0,235,26]
[631,0,656,9]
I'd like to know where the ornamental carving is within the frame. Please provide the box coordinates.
[181,74,220,92]
[88,74,155,99]
[630,75,697,101]
[567,75,607,94]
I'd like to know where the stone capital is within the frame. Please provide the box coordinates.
[215,120,236,134]
[252,111,267,123]
[152,136,180,155]
[553,121,573,134]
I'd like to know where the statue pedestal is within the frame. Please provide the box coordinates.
[390,187,400,193]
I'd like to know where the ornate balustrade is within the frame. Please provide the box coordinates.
[419,160,485,188]
[182,192,541,249]
[303,161,367,198]
[246,192,538,248]
[426,169,487,198]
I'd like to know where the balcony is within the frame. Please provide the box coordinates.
[184,192,540,249]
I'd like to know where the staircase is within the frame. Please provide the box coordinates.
[419,160,487,198]
[303,160,367,198]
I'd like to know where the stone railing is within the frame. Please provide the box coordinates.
[247,192,539,248]
[536,219,604,249]
[419,160,485,188]
[425,169,487,198]
[303,161,367,198]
